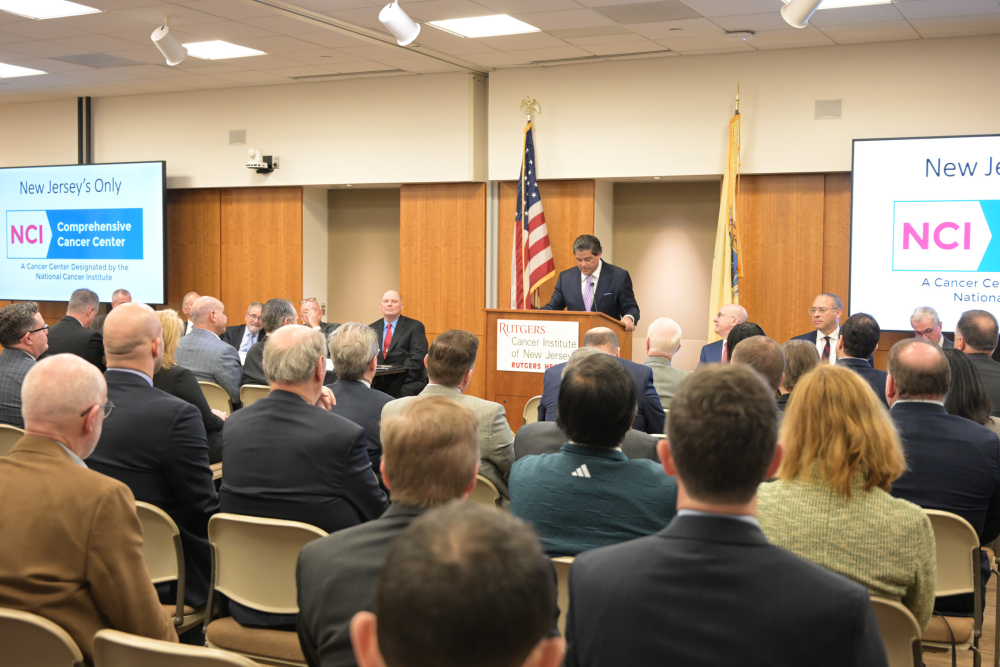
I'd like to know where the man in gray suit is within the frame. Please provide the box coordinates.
[643,317,688,411]
[0,302,49,428]
[382,330,515,501]
[956,309,1000,418]
[176,296,242,409]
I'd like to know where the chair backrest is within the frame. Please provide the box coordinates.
[135,502,182,584]
[468,474,502,509]
[523,396,542,425]
[208,513,327,614]
[197,381,232,414]
[870,597,922,667]
[94,628,259,667]
[0,423,25,456]
[0,607,84,667]
[926,509,980,598]
[551,556,574,638]
[239,384,271,407]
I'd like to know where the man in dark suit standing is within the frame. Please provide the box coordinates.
[563,364,888,667]
[90,288,131,336]
[0,302,49,428]
[699,304,747,365]
[837,313,888,406]
[911,306,954,348]
[888,337,1000,615]
[369,290,428,398]
[241,298,297,386]
[540,235,639,331]
[40,288,105,371]
[956,309,1000,418]
[86,303,219,610]
[538,328,665,435]
[297,396,480,667]
[220,302,263,354]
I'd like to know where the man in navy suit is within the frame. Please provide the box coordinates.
[699,304,748,365]
[837,313,888,407]
[956,309,1000,418]
[540,235,639,331]
[790,292,875,366]
[538,328,665,435]
[220,302,263,354]
[887,338,1000,616]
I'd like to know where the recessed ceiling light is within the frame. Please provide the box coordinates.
[0,62,46,78]
[0,0,100,19]
[183,41,266,60]
[428,15,539,38]
[782,0,890,8]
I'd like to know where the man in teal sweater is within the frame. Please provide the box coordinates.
[509,350,677,555]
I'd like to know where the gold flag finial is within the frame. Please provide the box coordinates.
[735,84,740,114]
[520,96,540,120]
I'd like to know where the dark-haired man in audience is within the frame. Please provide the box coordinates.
[221,301,263,354]
[699,304,747,364]
[644,317,688,409]
[538,327,664,435]
[888,337,1000,616]
[510,353,677,555]
[837,313,887,406]
[382,330,514,502]
[91,288,131,336]
[370,290,428,398]
[176,296,242,409]
[564,364,887,666]
[241,298,297,386]
[350,503,564,667]
[40,288,105,371]
[911,306,953,348]
[955,309,1000,417]
[730,335,784,395]
[0,301,48,428]
[298,396,480,667]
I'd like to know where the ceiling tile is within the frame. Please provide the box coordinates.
[2,40,96,58]
[335,44,406,58]
[708,12,796,31]
[0,21,92,40]
[285,0,377,10]
[0,31,34,45]
[109,3,227,26]
[413,34,500,54]
[51,12,154,33]
[8,56,92,72]
[210,70,292,83]
[461,50,530,65]
[909,13,1000,36]
[321,7,386,31]
[295,30,372,48]
[652,33,751,52]
[59,67,150,82]
[261,64,337,77]
[103,46,173,63]
[505,44,593,61]
[511,8,616,29]
[113,78,196,92]
[472,0,582,14]
[751,25,835,48]
[50,34,148,53]
[675,0,781,17]
[279,48,369,64]
[239,15,336,35]
[819,19,919,43]
[674,44,754,54]
[592,1,702,23]
[179,20,278,40]
[80,0,167,11]
[233,35,327,53]
[548,25,634,38]
[625,17,724,38]
[0,92,59,103]
[895,0,1000,20]
[181,0,283,19]
[564,30,644,44]
[373,55,463,72]
[331,60,400,72]
[582,38,667,54]
[476,30,568,49]
[805,3,906,26]
[400,0,499,21]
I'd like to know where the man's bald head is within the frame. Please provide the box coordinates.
[22,354,106,457]
[887,338,950,399]
[104,303,161,357]
[714,304,748,338]
[583,327,619,355]
[647,317,682,357]
[191,296,227,334]
[263,324,326,386]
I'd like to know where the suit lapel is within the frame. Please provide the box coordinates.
[592,264,613,311]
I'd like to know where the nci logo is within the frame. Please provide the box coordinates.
[6,209,143,260]
[893,200,1000,272]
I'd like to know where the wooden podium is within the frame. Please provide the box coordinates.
[484,309,632,433]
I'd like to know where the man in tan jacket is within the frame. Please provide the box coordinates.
[0,353,177,663]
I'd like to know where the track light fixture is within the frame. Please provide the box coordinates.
[780,0,824,28]
[151,16,187,66]
[379,1,421,46]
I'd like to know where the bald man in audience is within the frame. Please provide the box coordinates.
[643,317,688,409]
[0,301,49,428]
[176,296,242,409]
[955,309,1000,418]
[180,291,199,336]
[91,288,132,336]
[87,304,219,611]
[0,355,177,662]
[730,336,785,395]
[699,304,747,364]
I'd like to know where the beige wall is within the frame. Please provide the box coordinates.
[0,99,77,168]
[613,181,719,362]
[327,188,401,326]
[303,187,330,314]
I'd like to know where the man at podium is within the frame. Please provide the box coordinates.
[540,235,639,331]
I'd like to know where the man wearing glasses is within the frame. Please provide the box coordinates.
[790,293,873,366]
[0,301,50,428]
[221,302,264,356]
[910,306,954,349]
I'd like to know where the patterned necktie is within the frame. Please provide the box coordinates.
[384,322,392,357]
[583,276,594,312]
[822,336,831,362]
[240,332,255,354]
[721,341,728,363]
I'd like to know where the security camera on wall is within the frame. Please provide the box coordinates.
[247,148,279,174]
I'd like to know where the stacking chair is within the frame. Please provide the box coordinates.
[870,598,922,667]
[0,607,83,667]
[134,501,206,635]
[0,423,25,456]
[94,628,258,667]
[523,396,542,425]
[239,384,270,407]
[921,509,982,667]
[468,474,502,509]
[204,514,327,666]
[551,556,575,637]
[198,381,233,414]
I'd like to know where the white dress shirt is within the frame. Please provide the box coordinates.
[815,326,840,363]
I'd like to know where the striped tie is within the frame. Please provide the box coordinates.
[822,336,831,362]
[583,276,594,312]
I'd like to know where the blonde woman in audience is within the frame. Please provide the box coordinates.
[776,340,821,411]
[757,364,936,630]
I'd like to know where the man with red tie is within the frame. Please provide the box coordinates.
[789,293,872,366]
[370,290,428,398]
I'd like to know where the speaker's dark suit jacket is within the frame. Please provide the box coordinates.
[890,401,1000,614]
[86,370,219,608]
[838,357,888,406]
[153,365,226,464]
[698,339,724,365]
[538,357,665,435]
[240,334,268,386]
[967,353,1000,418]
[541,261,640,324]
[369,316,428,398]
[326,379,393,493]
[564,515,887,667]
[39,316,105,371]
[220,324,261,352]
[513,421,659,462]
[791,329,874,366]
[297,503,423,667]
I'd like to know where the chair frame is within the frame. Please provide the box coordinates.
[0,606,84,667]
[0,422,25,456]
[93,628,260,667]
[469,474,503,509]
[238,384,270,408]
[551,556,574,638]
[870,597,922,667]
[523,396,542,426]
[198,381,233,414]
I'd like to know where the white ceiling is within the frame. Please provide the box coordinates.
[0,0,997,103]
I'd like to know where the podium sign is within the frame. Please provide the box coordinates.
[495,319,579,373]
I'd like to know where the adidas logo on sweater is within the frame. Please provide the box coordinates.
[571,464,591,478]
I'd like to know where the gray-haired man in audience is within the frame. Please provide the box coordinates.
[643,317,688,409]
[91,288,132,336]
[176,296,242,408]
[911,306,952,348]
[0,301,49,428]
[241,298,297,386]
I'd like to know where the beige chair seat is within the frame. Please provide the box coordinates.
[206,617,304,663]
[922,615,975,644]
[162,604,200,617]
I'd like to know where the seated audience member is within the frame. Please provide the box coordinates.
[241,298,296,386]
[350,503,563,667]
[943,348,1000,436]
[0,355,177,661]
[220,302,263,354]
[180,291,199,336]
[643,317,688,409]
[383,330,514,502]
[887,338,1000,616]
[538,327,665,435]
[176,296,242,408]
[370,290,429,398]
[777,340,820,411]
[836,313,888,406]
[757,365,935,629]
[327,323,395,490]
[912,306,953,348]
[699,304,747,364]
[90,288,131,336]
[153,309,227,464]
[0,301,48,428]
[564,364,888,667]
[725,321,766,363]
[298,396,480,667]
[955,309,1000,417]
[40,288,105,371]
[87,303,219,609]
[730,335,784,395]
[301,298,340,337]
[510,353,677,555]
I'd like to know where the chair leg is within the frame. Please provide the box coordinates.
[972,643,981,667]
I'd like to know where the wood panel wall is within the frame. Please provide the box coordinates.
[166,189,221,313]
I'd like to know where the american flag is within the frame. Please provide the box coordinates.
[511,121,555,309]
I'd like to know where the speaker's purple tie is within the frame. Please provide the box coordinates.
[583,276,594,312]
